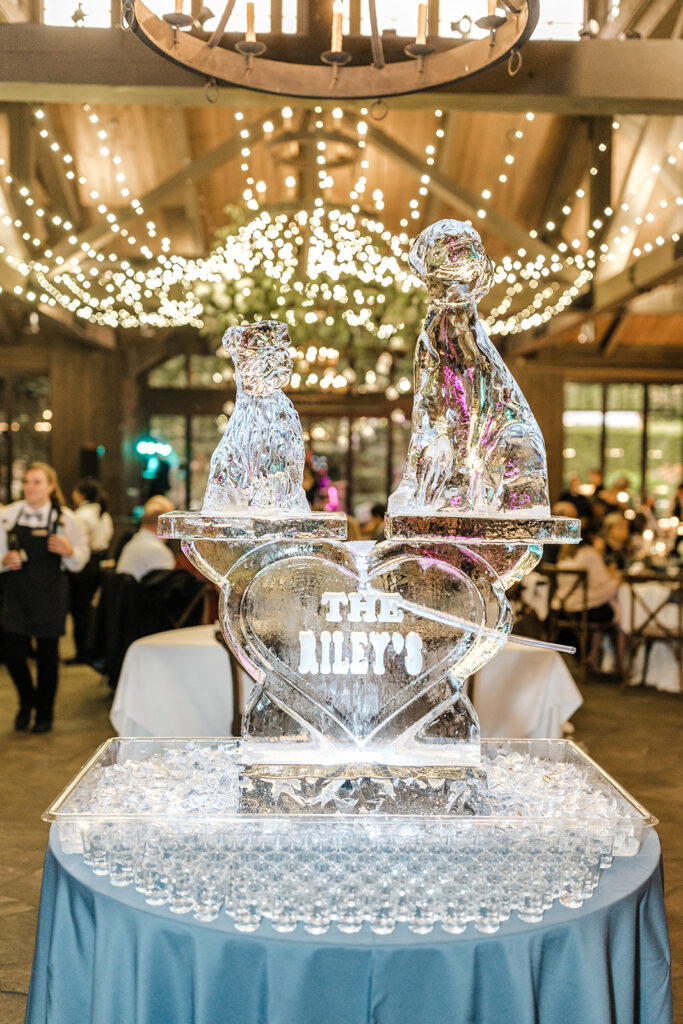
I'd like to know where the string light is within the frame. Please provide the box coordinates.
[0,108,679,338]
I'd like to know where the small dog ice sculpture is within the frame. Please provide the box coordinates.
[203,320,310,514]
[389,220,549,517]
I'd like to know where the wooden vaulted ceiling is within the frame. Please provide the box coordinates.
[0,0,681,367]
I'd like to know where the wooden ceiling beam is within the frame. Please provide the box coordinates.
[0,261,117,348]
[501,236,683,357]
[598,312,625,355]
[599,0,656,37]
[35,108,83,230]
[0,30,681,115]
[537,119,590,243]
[628,0,682,37]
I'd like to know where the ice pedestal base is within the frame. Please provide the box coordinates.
[239,762,489,815]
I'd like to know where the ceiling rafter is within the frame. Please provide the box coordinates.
[34,107,83,230]
[47,110,278,266]
[595,115,681,280]
[599,0,658,37]
[629,0,683,37]
[501,235,683,357]
[0,260,116,347]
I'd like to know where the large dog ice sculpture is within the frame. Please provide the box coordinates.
[389,221,549,517]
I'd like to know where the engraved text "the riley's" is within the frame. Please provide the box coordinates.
[298,591,424,676]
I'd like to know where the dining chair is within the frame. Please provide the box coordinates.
[539,565,590,683]
[622,572,683,693]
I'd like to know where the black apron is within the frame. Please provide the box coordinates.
[2,513,69,637]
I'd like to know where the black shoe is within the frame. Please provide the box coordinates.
[31,719,52,734]
[64,657,84,665]
[14,709,31,731]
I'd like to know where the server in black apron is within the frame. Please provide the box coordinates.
[1,462,88,733]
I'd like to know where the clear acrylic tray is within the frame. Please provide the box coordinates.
[42,738,657,935]
[45,737,655,845]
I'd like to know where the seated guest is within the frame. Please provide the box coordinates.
[586,467,604,497]
[597,476,631,514]
[553,527,622,671]
[361,503,387,541]
[558,475,591,519]
[601,512,632,571]
[116,496,174,581]
[672,481,683,522]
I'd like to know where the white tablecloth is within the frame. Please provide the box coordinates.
[111,625,582,740]
[474,645,582,739]
[616,581,681,692]
[110,625,235,736]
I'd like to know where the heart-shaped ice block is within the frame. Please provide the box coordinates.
[223,539,510,764]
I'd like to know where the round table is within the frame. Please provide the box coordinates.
[26,827,672,1024]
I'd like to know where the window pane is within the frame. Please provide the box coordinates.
[533,0,584,39]
[352,416,388,517]
[149,414,187,509]
[190,354,232,388]
[44,0,110,27]
[190,416,223,510]
[147,0,273,34]
[281,0,297,32]
[562,382,603,490]
[604,383,644,496]
[646,384,683,514]
[148,355,188,389]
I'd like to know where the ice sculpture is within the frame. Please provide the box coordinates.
[388,220,549,517]
[203,320,310,515]
[159,221,580,814]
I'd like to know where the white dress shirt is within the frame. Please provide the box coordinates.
[74,501,114,554]
[116,527,175,581]
[0,500,89,573]
[553,545,618,612]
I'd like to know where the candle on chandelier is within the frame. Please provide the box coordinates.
[487,0,496,14]
[331,0,343,53]
[174,0,182,12]
[246,0,255,42]
[415,2,427,46]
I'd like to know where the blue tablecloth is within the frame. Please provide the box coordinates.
[26,826,672,1024]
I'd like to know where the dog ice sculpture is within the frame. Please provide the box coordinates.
[388,221,549,517]
[203,320,310,514]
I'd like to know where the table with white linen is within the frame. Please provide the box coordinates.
[111,625,582,739]
[110,625,235,736]
[473,644,582,738]
[616,578,682,692]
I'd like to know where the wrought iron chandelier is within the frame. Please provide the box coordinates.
[123,0,539,100]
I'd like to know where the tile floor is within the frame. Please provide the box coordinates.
[0,660,680,1024]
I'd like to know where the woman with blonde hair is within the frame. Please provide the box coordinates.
[0,462,88,732]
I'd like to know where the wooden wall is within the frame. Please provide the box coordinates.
[1,331,126,513]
